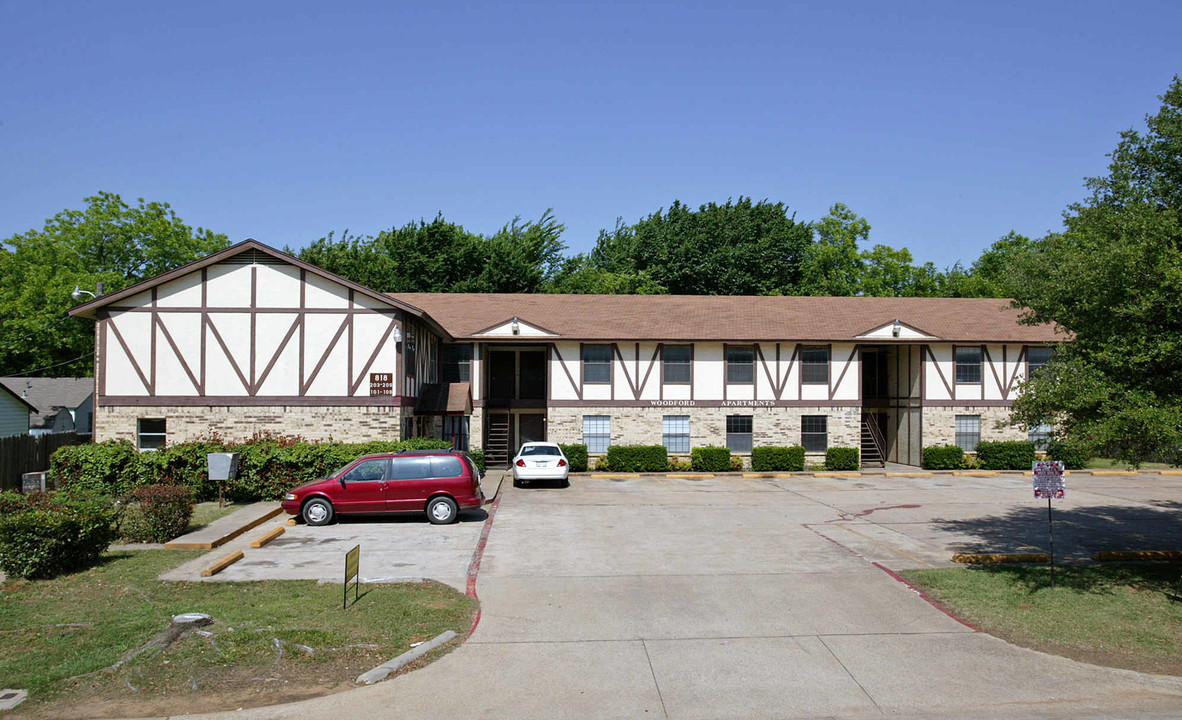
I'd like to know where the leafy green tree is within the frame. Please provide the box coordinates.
[549,255,668,294]
[798,203,868,296]
[298,211,566,293]
[589,198,813,295]
[939,231,1034,298]
[1009,77,1182,466]
[860,245,944,297]
[0,193,228,376]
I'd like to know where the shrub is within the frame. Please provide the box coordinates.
[691,446,732,472]
[975,440,1036,470]
[594,455,610,471]
[120,484,195,543]
[824,447,860,470]
[0,491,30,519]
[1047,439,1091,470]
[559,444,588,472]
[667,457,692,472]
[50,440,139,496]
[730,455,744,471]
[923,445,965,470]
[466,449,486,476]
[0,499,117,579]
[605,445,668,472]
[751,446,806,472]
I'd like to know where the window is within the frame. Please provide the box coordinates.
[443,416,470,451]
[391,456,432,480]
[801,346,829,384]
[801,415,828,453]
[1027,346,1052,379]
[583,415,611,453]
[726,345,755,384]
[441,344,472,383]
[726,415,753,453]
[137,418,166,450]
[663,345,691,384]
[1029,422,1053,451]
[955,415,980,452]
[663,415,690,453]
[582,345,612,384]
[521,445,562,457]
[430,456,464,478]
[343,458,388,482]
[405,328,417,378]
[955,346,982,384]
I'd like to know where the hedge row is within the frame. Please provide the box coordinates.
[604,445,668,472]
[50,435,455,502]
[1047,440,1090,470]
[559,444,589,472]
[922,445,964,469]
[975,441,1036,470]
[119,484,195,543]
[0,491,117,579]
[691,446,731,472]
[750,446,806,472]
[824,447,860,470]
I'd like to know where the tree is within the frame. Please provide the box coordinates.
[298,211,566,294]
[938,231,1035,298]
[798,203,868,296]
[1008,76,1182,466]
[549,255,668,294]
[0,193,228,376]
[590,198,813,295]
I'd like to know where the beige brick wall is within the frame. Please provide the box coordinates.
[922,405,1025,448]
[95,405,404,444]
[545,405,861,461]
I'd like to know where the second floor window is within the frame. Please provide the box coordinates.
[441,343,472,383]
[583,344,612,384]
[955,346,982,384]
[801,346,829,384]
[1027,346,1052,379]
[663,345,691,384]
[726,345,755,384]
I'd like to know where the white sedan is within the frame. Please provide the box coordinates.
[512,442,570,487]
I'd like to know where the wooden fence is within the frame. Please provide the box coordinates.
[0,432,80,492]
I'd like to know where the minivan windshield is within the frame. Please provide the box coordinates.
[521,445,561,457]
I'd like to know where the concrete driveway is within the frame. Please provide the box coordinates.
[196,471,1182,719]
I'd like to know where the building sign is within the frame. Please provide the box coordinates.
[369,373,394,396]
[1033,460,1066,499]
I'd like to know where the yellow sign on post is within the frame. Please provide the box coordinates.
[344,544,360,609]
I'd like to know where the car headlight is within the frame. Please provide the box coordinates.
[284,493,298,501]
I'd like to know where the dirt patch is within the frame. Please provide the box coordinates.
[23,637,463,719]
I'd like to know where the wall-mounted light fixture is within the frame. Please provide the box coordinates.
[892,319,902,338]
[392,326,403,343]
[71,282,104,302]
[511,317,520,335]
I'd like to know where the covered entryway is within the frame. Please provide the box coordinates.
[860,345,923,466]
[484,346,547,466]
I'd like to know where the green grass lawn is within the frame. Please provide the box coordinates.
[0,549,475,716]
[1086,458,1174,470]
[902,563,1182,675]
[185,501,248,533]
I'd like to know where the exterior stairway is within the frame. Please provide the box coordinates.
[861,416,886,468]
[485,415,511,468]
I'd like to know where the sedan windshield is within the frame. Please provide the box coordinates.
[520,446,561,457]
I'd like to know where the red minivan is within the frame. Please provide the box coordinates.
[281,450,484,526]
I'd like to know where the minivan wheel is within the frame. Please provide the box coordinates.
[426,496,458,525]
[302,498,334,526]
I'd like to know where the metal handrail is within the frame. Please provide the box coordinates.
[862,416,887,464]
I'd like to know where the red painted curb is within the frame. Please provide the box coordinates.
[465,490,503,639]
[871,561,981,632]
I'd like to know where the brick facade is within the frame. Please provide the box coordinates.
[95,404,404,444]
[922,405,1026,447]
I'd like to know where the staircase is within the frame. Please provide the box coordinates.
[485,415,511,468]
[861,416,886,468]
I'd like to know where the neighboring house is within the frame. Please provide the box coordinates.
[0,377,95,437]
[0,382,38,438]
[68,240,1060,466]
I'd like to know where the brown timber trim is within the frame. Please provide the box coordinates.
[300,316,350,395]
[983,345,1007,401]
[545,399,862,408]
[349,317,400,395]
[150,288,158,394]
[99,395,413,407]
[204,316,251,393]
[98,314,108,396]
[252,316,302,395]
[101,305,400,314]
[250,266,257,388]
[553,346,583,401]
[106,317,153,394]
[923,345,954,399]
[200,269,208,393]
[829,345,857,402]
[155,315,202,393]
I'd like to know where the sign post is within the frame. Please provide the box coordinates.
[1032,460,1066,588]
[344,544,361,609]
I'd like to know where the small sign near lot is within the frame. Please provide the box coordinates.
[369,373,393,396]
[344,544,361,609]
[1033,460,1066,499]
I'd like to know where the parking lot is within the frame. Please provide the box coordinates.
[186,468,1182,719]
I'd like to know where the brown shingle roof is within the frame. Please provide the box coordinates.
[388,294,1061,343]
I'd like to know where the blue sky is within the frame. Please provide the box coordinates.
[2,1,1179,270]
